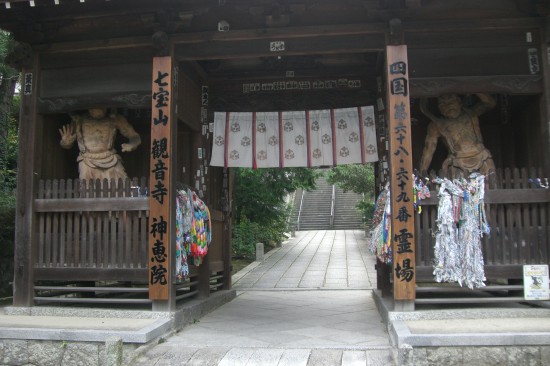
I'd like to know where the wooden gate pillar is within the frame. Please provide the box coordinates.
[13,49,41,307]
[385,40,416,311]
[149,53,177,311]
[541,17,550,174]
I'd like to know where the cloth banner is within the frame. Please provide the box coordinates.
[210,106,378,168]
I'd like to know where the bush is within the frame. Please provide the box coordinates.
[356,198,375,224]
[0,193,15,297]
[232,167,317,259]
[232,207,289,260]
[232,218,260,259]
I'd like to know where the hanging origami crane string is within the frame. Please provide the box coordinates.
[433,174,489,289]
[369,185,392,264]
[175,188,212,281]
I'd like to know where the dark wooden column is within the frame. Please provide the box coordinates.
[541,17,550,174]
[223,168,233,290]
[192,132,211,298]
[13,50,41,307]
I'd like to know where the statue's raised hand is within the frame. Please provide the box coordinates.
[121,143,134,152]
[59,124,76,148]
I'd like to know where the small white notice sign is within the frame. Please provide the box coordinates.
[524,265,550,300]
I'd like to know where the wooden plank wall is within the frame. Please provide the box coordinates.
[415,168,550,281]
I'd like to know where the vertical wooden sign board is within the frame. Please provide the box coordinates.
[385,45,416,301]
[149,56,173,300]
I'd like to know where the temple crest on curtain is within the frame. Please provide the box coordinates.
[210,106,379,169]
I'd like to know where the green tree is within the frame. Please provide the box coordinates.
[232,167,318,258]
[325,164,376,223]
[234,168,317,225]
[325,164,375,196]
[0,30,18,193]
[0,30,17,297]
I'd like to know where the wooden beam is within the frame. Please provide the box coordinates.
[37,92,152,113]
[34,268,148,281]
[209,88,376,113]
[174,34,386,61]
[34,197,149,212]
[28,18,542,56]
[171,22,388,44]
[415,297,527,304]
[206,66,375,82]
[28,17,539,48]
[419,189,550,205]
[406,29,541,49]
[410,75,544,97]
[35,36,152,54]
[403,18,544,33]
[416,264,525,281]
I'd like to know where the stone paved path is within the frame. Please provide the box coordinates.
[233,230,377,289]
[132,230,393,365]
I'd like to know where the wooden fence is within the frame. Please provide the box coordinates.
[415,168,550,282]
[34,178,149,283]
[32,177,229,306]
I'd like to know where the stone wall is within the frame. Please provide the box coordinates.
[398,345,550,366]
[0,338,138,366]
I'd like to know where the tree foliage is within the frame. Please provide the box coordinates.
[0,30,17,297]
[0,30,18,193]
[233,167,318,225]
[325,163,376,222]
[325,163,375,197]
[232,167,318,258]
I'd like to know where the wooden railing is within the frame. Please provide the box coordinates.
[32,177,229,306]
[34,178,149,281]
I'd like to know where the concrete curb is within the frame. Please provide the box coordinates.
[0,318,171,343]
[232,240,288,284]
[373,290,550,365]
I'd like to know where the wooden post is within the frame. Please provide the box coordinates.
[223,168,233,290]
[149,56,176,310]
[191,132,211,298]
[541,17,550,174]
[376,258,392,297]
[13,51,41,307]
[386,45,416,310]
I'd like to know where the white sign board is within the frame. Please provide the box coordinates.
[524,265,550,300]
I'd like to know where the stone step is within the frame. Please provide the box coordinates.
[292,177,367,232]
[332,225,364,230]
[134,347,395,366]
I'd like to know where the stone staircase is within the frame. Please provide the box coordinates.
[291,177,364,231]
[333,186,364,230]
[291,178,333,231]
